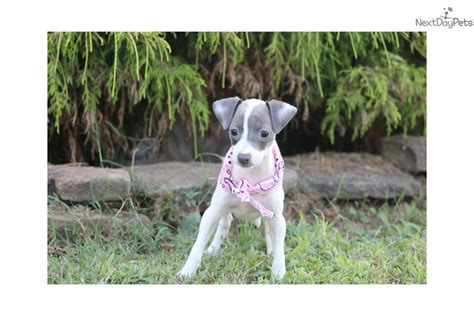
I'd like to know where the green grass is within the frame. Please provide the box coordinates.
[48,199,426,284]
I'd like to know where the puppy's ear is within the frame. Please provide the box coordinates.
[266,100,298,134]
[212,97,242,130]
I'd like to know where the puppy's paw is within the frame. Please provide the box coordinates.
[177,264,198,279]
[271,262,286,280]
[206,245,220,256]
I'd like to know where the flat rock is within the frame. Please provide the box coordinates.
[48,205,151,237]
[129,162,220,197]
[283,168,299,193]
[129,161,299,197]
[48,165,131,202]
[286,152,422,200]
[380,135,426,173]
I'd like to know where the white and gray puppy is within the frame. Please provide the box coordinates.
[177,97,297,279]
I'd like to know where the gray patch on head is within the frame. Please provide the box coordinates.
[228,103,248,145]
[246,104,275,150]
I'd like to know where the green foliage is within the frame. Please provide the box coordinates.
[48,32,426,164]
[194,32,247,88]
[48,32,208,162]
[322,52,426,142]
[261,32,426,143]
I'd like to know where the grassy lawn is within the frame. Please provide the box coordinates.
[48,197,426,284]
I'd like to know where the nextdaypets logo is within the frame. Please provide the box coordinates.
[441,7,454,19]
[416,7,474,28]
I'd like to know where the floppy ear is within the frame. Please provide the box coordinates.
[212,97,242,130]
[266,100,298,134]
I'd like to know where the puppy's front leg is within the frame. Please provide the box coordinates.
[177,206,221,278]
[270,214,287,279]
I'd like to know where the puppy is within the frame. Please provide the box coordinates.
[177,97,297,279]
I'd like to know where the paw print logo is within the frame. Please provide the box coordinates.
[441,7,454,19]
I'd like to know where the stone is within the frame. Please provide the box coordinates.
[48,165,131,202]
[129,161,299,197]
[48,205,151,237]
[285,152,422,200]
[283,168,299,193]
[129,162,220,197]
[380,135,426,173]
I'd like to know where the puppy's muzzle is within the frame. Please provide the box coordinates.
[237,153,251,167]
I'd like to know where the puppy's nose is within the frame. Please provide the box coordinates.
[237,153,251,166]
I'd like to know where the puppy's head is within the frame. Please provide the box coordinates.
[213,97,297,168]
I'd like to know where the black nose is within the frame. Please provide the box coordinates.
[237,153,251,165]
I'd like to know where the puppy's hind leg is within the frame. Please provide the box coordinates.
[253,217,261,228]
[207,213,233,256]
[264,218,274,255]
[177,206,222,278]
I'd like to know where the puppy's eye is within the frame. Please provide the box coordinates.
[260,129,269,138]
[230,128,239,137]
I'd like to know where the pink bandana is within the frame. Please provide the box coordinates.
[218,144,284,220]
